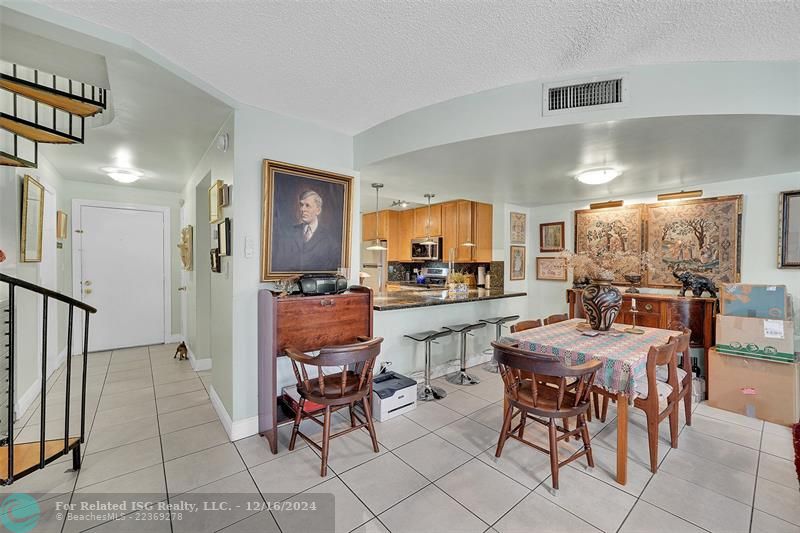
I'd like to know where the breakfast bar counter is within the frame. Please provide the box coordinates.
[373,287,527,311]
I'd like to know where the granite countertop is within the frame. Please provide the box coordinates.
[373,287,527,311]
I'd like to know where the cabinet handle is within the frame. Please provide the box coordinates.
[644,303,653,312]
[320,299,335,307]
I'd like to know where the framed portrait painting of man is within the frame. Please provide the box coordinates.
[261,160,353,281]
[645,195,742,287]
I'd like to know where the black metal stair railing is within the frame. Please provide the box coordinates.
[0,272,97,485]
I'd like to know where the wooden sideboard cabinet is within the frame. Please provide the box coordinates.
[567,289,717,393]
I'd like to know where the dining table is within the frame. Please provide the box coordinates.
[501,317,681,485]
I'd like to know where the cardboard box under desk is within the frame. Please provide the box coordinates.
[708,348,799,426]
[716,315,797,363]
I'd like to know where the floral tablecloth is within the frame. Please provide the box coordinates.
[500,318,679,396]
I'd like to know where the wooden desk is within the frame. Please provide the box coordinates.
[257,286,373,454]
[567,289,716,394]
[503,318,679,485]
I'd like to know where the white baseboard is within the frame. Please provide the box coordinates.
[188,347,212,372]
[16,377,42,420]
[47,348,67,382]
[209,385,258,441]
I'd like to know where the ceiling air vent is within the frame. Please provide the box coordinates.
[543,75,627,115]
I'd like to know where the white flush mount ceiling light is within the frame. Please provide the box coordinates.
[102,167,143,184]
[575,167,621,185]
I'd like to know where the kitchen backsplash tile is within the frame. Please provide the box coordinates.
[388,261,503,288]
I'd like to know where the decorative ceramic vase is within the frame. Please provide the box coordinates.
[581,280,622,331]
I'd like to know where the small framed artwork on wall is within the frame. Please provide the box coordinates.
[536,256,568,281]
[218,218,231,256]
[510,212,526,244]
[779,189,800,268]
[209,180,224,224]
[510,245,526,280]
[539,221,565,252]
[210,248,221,273]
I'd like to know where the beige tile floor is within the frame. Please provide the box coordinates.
[4,343,799,532]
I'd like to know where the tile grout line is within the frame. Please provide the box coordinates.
[60,350,114,533]
[749,426,765,533]
[146,346,175,533]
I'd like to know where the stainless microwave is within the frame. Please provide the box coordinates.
[411,238,442,261]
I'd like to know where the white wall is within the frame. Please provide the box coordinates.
[527,172,800,322]
[230,104,355,425]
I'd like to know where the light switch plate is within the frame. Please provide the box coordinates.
[245,236,255,258]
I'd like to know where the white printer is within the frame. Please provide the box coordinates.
[371,371,417,422]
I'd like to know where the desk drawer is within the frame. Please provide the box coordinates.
[276,293,371,353]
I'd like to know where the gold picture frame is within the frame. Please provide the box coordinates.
[645,195,742,287]
[574,204,644,284]
[261,160,353,281]
[56,210,68,241]
[536,256,568,281]
[510,245,526,280]
[209,180,224,224]
[20,175,44,262]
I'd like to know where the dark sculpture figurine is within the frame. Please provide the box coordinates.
[673,270,717,298]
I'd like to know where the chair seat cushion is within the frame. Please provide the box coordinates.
[655,366,687,384]
[634,379,673,400]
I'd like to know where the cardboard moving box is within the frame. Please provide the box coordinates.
[708,348,800,426]
[716,315,797,363]
[720,283,792,320]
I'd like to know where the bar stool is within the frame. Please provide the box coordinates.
[480,315,521,373]
[404,329,453,401]
[444,322,487,385]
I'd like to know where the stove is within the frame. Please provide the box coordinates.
[421,267,449,287]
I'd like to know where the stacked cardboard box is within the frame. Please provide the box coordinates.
[710,284,799,425]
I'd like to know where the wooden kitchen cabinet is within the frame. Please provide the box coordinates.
[441,200,493,262]
[395,209,415,261]
[361,210,391,241]
[413,204,441,238]
[441,201,459,261]
[473,201,493,263]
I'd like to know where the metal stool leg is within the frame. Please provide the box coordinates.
[446,331,481,385]
[418,339,447,401]
[482,323,502,373]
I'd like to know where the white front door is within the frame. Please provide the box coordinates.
[77,205,166,351]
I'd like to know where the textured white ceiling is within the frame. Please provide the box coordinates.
[36,0,800,134]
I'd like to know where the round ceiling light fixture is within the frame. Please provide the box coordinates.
[102,167,143,184]
[575,167,621,185]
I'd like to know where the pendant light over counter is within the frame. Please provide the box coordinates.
[366,183,387,251]
[420,193,437,245]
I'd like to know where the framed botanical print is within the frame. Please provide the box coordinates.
[262,160,352,280]
[536,256,567,281]
[574,204,644,283]
[778,190,800,268]
[645,195,742,287]
[209,180,224,224]
[539,221,565,252]
[510,212,526,244]
[510,245,526,280]
[218,218,231,256]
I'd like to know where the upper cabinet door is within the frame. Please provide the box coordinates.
[473,202,493,263]
[440,201,459,262]
[361,210,391,241]
[396,209,415,261]
[413,205,442,238]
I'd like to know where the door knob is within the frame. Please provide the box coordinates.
[178,286,187,291]
[84,288,93,295]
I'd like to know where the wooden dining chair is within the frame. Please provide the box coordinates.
[492,341,601,492]
[285,336,383,476]
[544,313,569,325]
[510,319,542,333]
[662,329,692,426]
[595,338,681,473]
